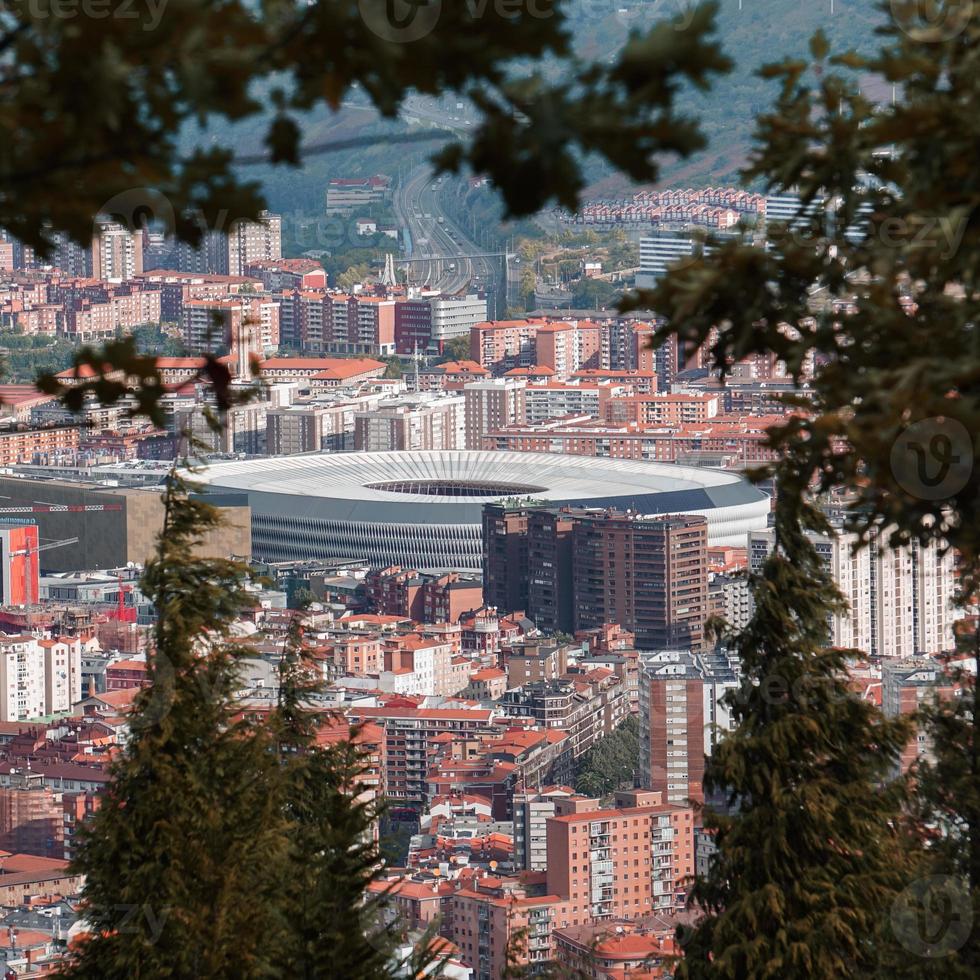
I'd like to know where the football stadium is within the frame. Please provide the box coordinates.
[198,451,770,571]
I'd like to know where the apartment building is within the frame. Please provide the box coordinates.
[381,635,460,698]
[0,427,80,467]
[266,404,338,454]
[470,319,545,374]
[638,648,739,805]
[524,382,622,424]
[882,657,963,772]
[499,673,629,759]
[749,523,958,658]
[0,634,83,721]
[482,504,532,615]
[513,786,586,871]
[470,318,610,378]
[462,378,526,449]
[533,321,603,379]
[572,512,709,652]
[226,212,282,276]
[545,790,696,920]
[244,258,325,292]
[354,394,465,451]
[345,705,497,806]
[135,270,262,322]
[91,220,143,280]
[485,415,780,466]
[605,392,720,426]
[525,509,576,635]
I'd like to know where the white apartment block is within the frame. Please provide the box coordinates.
[749,525,958,658]
[92,220,143,281]
[0,634,83,721]
[0,636,45,721]
[40,637,84,713]
[227,212,282,276]
[523,383,618,424]
[380,640,457,697]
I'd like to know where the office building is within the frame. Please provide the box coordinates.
[635,234,698,288]
[395,294,488,354]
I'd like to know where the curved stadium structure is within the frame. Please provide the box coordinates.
[199,451,771,571]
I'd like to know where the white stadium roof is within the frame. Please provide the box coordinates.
[198,451,770,568]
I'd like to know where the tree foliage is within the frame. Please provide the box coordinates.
[437,335,471,364]
[60,476,293,979]
[46,368,425,977]
[634,8,980,974]
[574,714,639,798]
[675,464,913,979]
[0,1,730,253]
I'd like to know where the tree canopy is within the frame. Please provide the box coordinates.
[0,1,730,253]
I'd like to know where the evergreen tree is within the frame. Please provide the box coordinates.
[878,609,979,979]
[60,475,292,979]
[269,612,437,979]
[675,463,913,979]
[630,14,980,974]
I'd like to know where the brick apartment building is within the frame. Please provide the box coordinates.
[483,504,710,651]
[573,512,709,651]
[545,791,696,921]
[463,378,526,449]
[0,426,79,467]
[482,504,532,616]
[366,566,482,624]
[346,705,497,807]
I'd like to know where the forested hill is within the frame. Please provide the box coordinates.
[230,0,884,214]
[574,0,885,191]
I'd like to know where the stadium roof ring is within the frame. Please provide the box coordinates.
[198,450,771,571]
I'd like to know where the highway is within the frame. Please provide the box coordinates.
[392,162,504,315]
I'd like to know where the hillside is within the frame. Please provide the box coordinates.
[573,0,885,191]
[218,0,884,216]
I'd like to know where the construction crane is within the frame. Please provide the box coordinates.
[8,535,80,629]
[113,571,136,623]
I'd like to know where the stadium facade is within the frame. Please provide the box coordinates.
[198,451,770,571]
